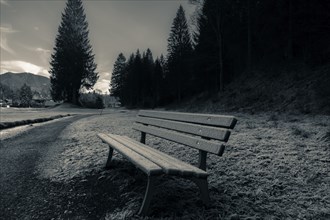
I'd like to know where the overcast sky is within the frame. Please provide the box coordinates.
[0,0,196,93]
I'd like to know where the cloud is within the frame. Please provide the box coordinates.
[0,60,50,78]
[35,47,51,63]
[34,26,39,31]
[0,26,18,54]
[94,79,110,94]
[36,47,51,54]
[31,47,51,67]
[98,71,111,80]
[0,0,9,6]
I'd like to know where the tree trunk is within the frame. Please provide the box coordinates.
[247,0,252,72]
[177,80,182,102]
[72,90,79,105]
[72,93,77,105]
[219,30,224,92]
[217,5,224,92]
[287,0,293,61]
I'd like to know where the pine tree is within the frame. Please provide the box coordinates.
[49,0,98,105]
[120,53,135,106]
[141,48,154,107]
[110,53,126,98]
[167,5,193,102]
[159,54,167,75]
[157,54,171,105]
[0,83,14,100]
[19,84,33,107]
[132,50,143,106]
[153,58,164,106]
[194,0,225,93]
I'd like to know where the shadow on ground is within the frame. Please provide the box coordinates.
[31,159,220,219]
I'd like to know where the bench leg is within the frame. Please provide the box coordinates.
[139,176,156,216]
[105,147,114,168]
[192,178,210,205]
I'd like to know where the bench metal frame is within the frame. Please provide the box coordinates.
[105,147,211,215]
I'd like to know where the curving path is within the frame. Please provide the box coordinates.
[0,115,119,219]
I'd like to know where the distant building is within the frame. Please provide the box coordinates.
[44,100,57,107]
[105,96,121,108]
[32,93,46,107]
[0,99,12,107]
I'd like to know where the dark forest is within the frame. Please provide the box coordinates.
[110,0,330,113]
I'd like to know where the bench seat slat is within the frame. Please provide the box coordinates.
[138,110,237,129]
[110,134,208,178]
[136,116,231,142]
[133,124,224,155]
[108,134,182,176]
[98,133,163,176]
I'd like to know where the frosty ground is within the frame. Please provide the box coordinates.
[1,107,330,219]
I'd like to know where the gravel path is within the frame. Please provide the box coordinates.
[0,115,119,220]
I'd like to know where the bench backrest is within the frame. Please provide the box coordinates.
[133,110,237,156]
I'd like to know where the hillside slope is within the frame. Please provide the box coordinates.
[0,72,50,97]
[177,65,330,115]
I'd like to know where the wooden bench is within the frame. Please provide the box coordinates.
[97,110,237,215]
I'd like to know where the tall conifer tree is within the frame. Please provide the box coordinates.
[121,53,135,106]
[141,48,154,106]
[167,5,193,102]
[194,0,225,93]
[132,50,143,106]
[19,84,33,107]
[50,0,98,104]
[110,53,126,98]
[153,58,164,106]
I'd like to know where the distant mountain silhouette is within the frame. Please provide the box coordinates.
[0,72,50,98]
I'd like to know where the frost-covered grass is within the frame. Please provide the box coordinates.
[38,110,330,219]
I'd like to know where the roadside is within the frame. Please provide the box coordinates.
[0,114,72,130]
[0,116,74,140]
[0,103,116,131]
[37,110,330,219]
[0,114,108,220]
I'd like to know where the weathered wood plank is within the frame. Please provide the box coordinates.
[108,134,181,175]
[136,116,231,142]
[138,110,237,129]
[112,134,208,178]
[133,124,224,155]
[97,133,163,176]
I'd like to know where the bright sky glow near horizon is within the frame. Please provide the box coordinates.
[0,0,196,93]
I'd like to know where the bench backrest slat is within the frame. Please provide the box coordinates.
[136,116,231,142]
[138,110,237,129]
[135,110,236,155]
[133,123,225,155]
